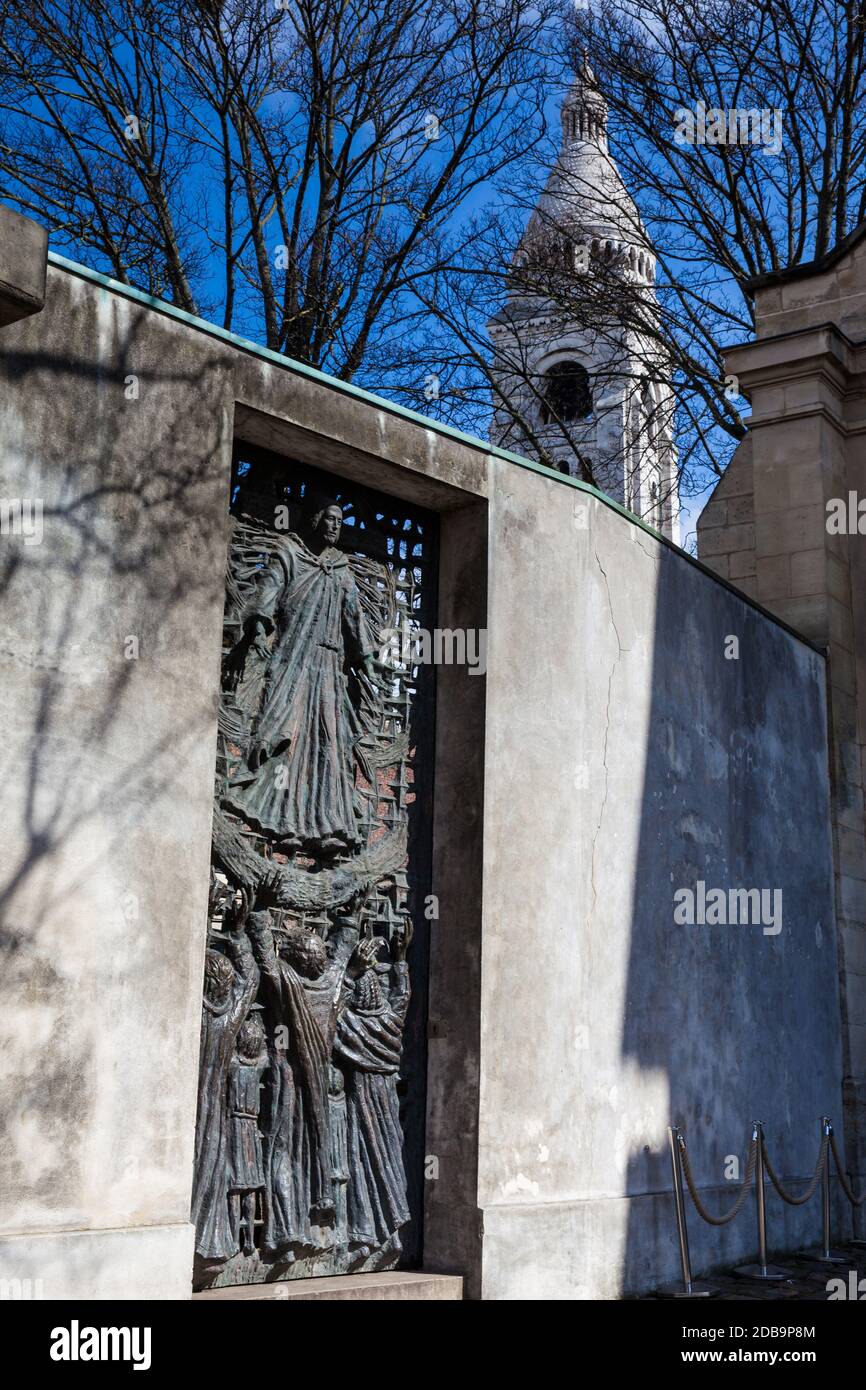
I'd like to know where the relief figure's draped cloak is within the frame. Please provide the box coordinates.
[192,936,259,1262]
[225,536,375,848]
[334,962,411,1248]
[254,929,334,1255]
[227,1051,266,1192]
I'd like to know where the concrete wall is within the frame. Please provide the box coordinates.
[0,257,232,1299]
[697,228,866,1216]
[0,213,846,1299]
[478,467,842,1297]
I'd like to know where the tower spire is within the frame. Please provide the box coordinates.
[561,56,608,151]
[487,59,679,540]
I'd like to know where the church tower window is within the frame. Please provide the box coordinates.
[540,360,592,424]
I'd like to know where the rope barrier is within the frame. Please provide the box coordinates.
[763,1132,827,1206]
[662,1113,865,1296]
[829,1126,866,1208]
[678,1131,758,1226]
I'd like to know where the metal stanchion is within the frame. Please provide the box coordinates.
[658,1126,717,1298]
[800,1117,847,1263]
[734,1122,793,1281]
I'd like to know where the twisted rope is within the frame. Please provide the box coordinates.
[679,1132,758,1226]
[829,1129,866,1208]
[762,1132,827,1206]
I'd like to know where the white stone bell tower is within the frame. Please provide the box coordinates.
[489,61,679,541]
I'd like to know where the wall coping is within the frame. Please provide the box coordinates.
[46,248,824,658]
[745,216,866,290]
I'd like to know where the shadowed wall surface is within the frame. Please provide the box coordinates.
[698,223,866,1225]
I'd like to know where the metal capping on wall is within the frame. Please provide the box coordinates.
[47,248,824,660]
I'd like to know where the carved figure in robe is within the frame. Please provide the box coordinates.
[247,911,332,1258]
[224,500,381,854]
[309,930,381,1261]
[227,1011,268,1256]
[334,925,412,1255]
[248,909,375,1260]
[192,895,259,1264]
[328,1061,350,1259]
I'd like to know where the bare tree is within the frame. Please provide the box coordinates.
[395,1,866,523]
[395,64,684,534]
[4,0,863,526]
[0,0,560,379]
[566,0,866,486]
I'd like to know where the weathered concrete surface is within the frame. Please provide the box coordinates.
[479,466,842,1297]
[0,204,47,326]
[479,1185,852,1301]
[422,500,487,1296]
[0,271,233,1299]
[193,1272,463,1300]
[0,1223,195,1300]
[0,229,847,1299]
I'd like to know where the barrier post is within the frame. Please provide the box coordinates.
[801,1117,847,1263]
[658,1126,717,1298]
[734,1122,793,1281]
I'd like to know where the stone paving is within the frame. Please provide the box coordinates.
[643,1243,866,1300]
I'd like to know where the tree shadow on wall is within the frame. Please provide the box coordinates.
[0,295,232,1229]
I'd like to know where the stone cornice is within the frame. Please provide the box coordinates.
[722,325,866,424]
[744,217,866,290]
